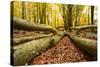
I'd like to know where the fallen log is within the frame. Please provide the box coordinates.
[83,32,97,40]
[12,17,59,34]
[71,25,97,30]
[12,35,63,66]
[12,33,53,45]
[70,35,97,57]
[63,32,97,57]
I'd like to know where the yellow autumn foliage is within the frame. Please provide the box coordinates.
[11,1,97,29]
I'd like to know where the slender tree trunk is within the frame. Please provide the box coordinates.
[88,6,90,25]
[30,2,32,22]
[44,3,46,24]
[67,5,72,32]
[22,1,26,19]
[34,3,36,23]
[62,4,67,31]
[38,3,40,24]
[40,3,46,24]
[75,6,79,26]
[36,3,39,23]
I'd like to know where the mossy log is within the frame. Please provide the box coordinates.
[63,32,97,57]
[12,33,53,45]
[12,17,59,34]
[70,35,97,57]
[12,35,63,66]
[71,25,97,30]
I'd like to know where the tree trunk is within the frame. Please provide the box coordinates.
[88,6,90,25]
[12,33,53,45]
[75,5,79,26]
[22,1,26,19]
[12,17,59,34]
[71,25,97,30]
[12,35,63,66]
[70,35,97,57]
[67,5,72,32]
[40,3,46,24]
[64,32,97,57]
[34,3,36,23]
[62,4,67,31]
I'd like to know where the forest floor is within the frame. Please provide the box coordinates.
[13,30,97,65]
[30,36,96,65]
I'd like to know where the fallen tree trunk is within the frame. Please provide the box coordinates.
[71,25,97,30]
[12,33,53,45]
[12,35,63,66]
[63,32,97,57]
[70,35,97,57]
[12,17,59,34]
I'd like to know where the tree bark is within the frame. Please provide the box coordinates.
[75,5,79,26]
[70,35,97,57]
[67,5,72,32]
[12,33,53,45]
[12,35,63,66]
[62,4,68,31]
[22,1,26,19]
[88,6,90,25]
[64,32,97,57]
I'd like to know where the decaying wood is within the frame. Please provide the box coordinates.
[12,33,53,45]
[12,35,63,66]
[12,17,59,34]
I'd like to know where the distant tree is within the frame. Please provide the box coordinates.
[62,4,67,31]
[75,5,79,26]
[88,6,90,25]
[61,4,72,32]
[22,1,26,19]
[67,5,72,32]
[39,3,46,24]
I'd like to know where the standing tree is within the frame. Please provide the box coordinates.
[88,6,90,25]
[67,5,72,32]
[75,5,79,27]
[61,4,73,32]
[62,4,67,31]
[43,3,46,24]
[22,1,26,19]
[40,3,47,24]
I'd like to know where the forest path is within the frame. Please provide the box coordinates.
[30,36,95,65]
